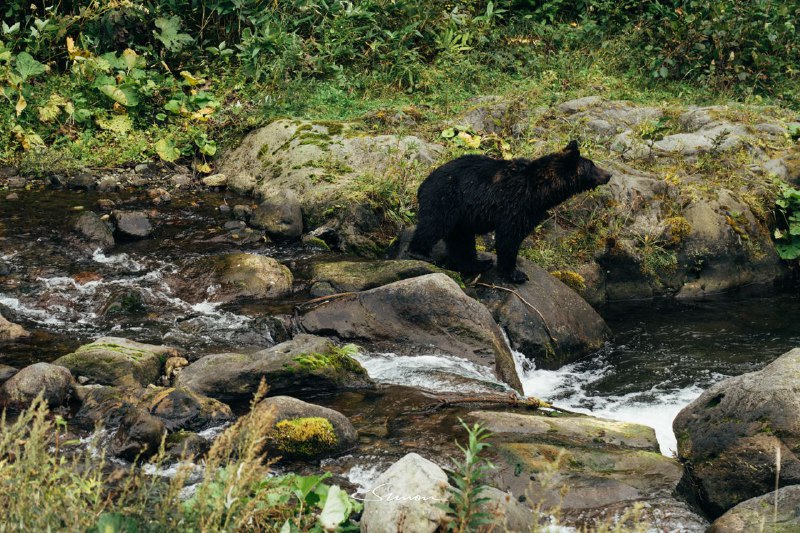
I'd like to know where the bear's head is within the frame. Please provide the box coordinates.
[561,140,612,191]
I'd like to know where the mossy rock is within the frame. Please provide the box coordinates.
[176,334,374,403]
[246,395,357,460]
[54,337,177,387]
[309,259,455,294]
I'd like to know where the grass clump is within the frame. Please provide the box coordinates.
[0,384,362,532]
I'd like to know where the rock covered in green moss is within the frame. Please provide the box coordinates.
[470,409,708,530]
[711,485,800,532]
[53,337,176,387]
[0,362,75,408]
[176,334,374,403]
[298,273,523,392]
[244,395,357,460]
[169,252,293,304]
[308,259,447,296]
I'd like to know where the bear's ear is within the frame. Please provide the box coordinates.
[564,140,580,154]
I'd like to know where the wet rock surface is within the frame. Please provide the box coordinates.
[710,485,800,532]
[298,273,523,392]
[0,362,75,408]
[674,347,800,517]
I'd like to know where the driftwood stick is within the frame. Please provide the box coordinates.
[402,393,574,415]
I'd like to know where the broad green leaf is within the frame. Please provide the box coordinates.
[153,16,194,52]
[98,85,139,107]
[155,138,180,162]
[15,51,46,81]
[198,140,217,156]
[318,485,350,530]
[74,108,92,122]
[88,512,139,533]
[164,99,184,114]
[3,21,20,35]
[441,127,456,138]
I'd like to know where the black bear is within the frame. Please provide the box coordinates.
[409,141,612,283]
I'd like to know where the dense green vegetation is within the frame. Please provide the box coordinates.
[2,1,798,171]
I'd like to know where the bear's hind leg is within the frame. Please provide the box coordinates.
[444,231,493,273]
[495,230,528,283]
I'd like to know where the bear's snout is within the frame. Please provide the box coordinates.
[595,167,613,186]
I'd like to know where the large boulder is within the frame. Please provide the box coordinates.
[0,314,29,342]
[476,258,611,369]
[710,485,800,532]
[72,385,233,433]
[472,410,708,530]
[176,334,374,403]
[110,408,166,461]
[308,259,445,296]
[54,337,176,387]
[674,347,800,517]
[169,253,293,304]
[0,362,75,408]
[239,395,358,460]
[298,273,523,392]
[360,453,450,533]
[219,119,443,251]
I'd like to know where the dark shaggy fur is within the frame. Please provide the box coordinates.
[409,141,612,283]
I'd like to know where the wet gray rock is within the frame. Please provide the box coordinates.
[481,487,537,533]
[674,347,800,517]
[96,176,119,192]
[0,362,75,408]
[66,172,95,190]
[710,485,800,532]
[169,252,293,304]
[111,408,165,461]
[250,189,303,240]
[360,453,450,533]
[176,334,373,403]
[54,337,176,387]
[7,176,26,189]
[0,364,18,385]
[146,187,171,205]
[0,314,30,342]
[170,173,192,189]
[298,273,523,392]
[165,431,209,460]
[73,384,233,434]
[477,258,611,370]
[71,211,115,251]
[113,210,153,239]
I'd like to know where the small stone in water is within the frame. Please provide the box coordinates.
[97,199,115,210]
[218,204,231,214]
[5,193,19,201]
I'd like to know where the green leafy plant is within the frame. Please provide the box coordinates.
[442,420,495,533]
[774,184,800,260]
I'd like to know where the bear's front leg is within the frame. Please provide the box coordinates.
[495,230,528,283]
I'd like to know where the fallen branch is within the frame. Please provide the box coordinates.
[403,392,574,415]
[474,282,557,344]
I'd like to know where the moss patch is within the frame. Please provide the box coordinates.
[269,417,338,458]
[289,344,367,376]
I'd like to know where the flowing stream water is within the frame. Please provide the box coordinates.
[3,188,800,471]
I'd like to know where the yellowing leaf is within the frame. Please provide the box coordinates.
[180,70,206,86]
[98,84,139,107]
[66,36,92,60]
[457,131,481,149]
[190,106,215,121]
[122,48,138,70]
[155,138,180,162]
[38,94,67,123]
[96,114,132,133]
[12,124,44,150]
[15,94,26,116]
[195,162,212,174]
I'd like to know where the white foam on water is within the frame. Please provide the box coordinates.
[346,460,386,491]
[91,249,147,271]
[514,347,704,456]
[0,295,65,325]
[353,352,511,394]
